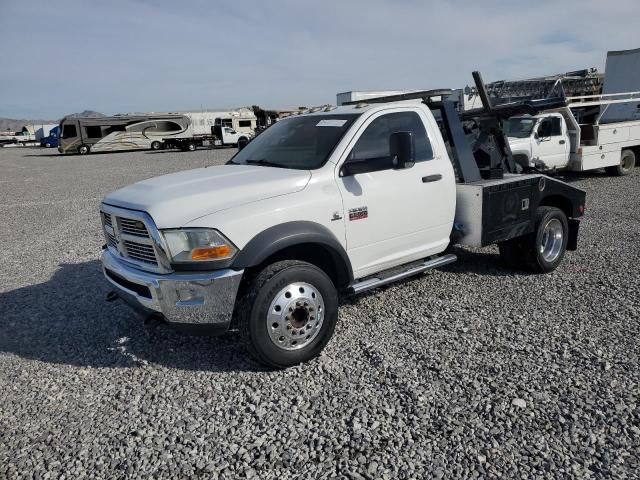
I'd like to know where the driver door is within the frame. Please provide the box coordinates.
[535,116,568,169]
[336,109,454,278]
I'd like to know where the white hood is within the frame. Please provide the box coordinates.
[103,164,311,228]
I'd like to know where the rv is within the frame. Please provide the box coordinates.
[58,114,190,154]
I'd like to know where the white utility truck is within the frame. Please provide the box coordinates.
[163,122,254,151]
[505,91,640,175]
[100,73,586,368]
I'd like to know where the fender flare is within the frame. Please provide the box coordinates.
[231,221,353,285]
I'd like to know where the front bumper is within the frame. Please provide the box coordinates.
[102,249,243,333]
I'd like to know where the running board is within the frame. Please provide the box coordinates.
[348,254,457,295]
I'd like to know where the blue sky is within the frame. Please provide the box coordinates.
[1,0,638,119]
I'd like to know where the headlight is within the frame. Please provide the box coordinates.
[161,229,237,263]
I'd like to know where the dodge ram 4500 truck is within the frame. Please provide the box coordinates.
[100,77,586,368]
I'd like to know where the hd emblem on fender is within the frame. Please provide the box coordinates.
[349,206,368,221]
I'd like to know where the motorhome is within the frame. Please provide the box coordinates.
[58,114,190,154]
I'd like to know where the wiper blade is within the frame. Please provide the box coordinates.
[245,159,286,168]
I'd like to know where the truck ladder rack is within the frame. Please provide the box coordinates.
[566,90,640,108]
[348,254,457,294]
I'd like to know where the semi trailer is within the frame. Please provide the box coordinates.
[99,72,586,368]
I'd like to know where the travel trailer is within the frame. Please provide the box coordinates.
[58,114,190,154]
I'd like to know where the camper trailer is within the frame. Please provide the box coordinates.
[58,114,190,154]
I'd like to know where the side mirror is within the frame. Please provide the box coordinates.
[533,131,539,139]
[389,131,415,169]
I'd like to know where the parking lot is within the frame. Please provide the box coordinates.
[0,147,638,478]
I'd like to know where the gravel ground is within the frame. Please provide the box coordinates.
[0,147,638,479]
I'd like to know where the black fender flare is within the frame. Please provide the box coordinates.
[231,221,353,285]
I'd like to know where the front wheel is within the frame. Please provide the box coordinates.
[605,149,635,176]
[237,260,338,368]
[150,141,162,150]
[78,144,90,155]
[187,142,196,151]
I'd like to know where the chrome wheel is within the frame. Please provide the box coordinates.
[540,218,564,263]
[267,282,324,351]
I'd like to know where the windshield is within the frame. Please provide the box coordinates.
[229,114,360,169]
[503,117,536,138]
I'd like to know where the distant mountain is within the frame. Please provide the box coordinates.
[0,118,57,132]
[0,110,105,132]
[65,110,106,118]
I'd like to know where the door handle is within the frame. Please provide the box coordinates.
[422,174,442,183]
[559,140,566,144]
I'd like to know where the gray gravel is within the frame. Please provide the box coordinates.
[0,147,638,479]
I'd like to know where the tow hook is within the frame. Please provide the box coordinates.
[106,291,119,302]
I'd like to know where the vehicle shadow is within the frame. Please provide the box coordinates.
[21,153,64,158]
[0,261,264,373]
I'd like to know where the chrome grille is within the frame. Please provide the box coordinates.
[123,240,157,265]
[120,218,149,238]
[101,208,160,268]
[106,231,117,249]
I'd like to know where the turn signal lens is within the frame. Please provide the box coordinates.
[191,245,233,261]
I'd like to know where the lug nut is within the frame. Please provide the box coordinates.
[286,324,292,330]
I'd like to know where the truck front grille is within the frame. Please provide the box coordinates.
[101,209,160,268]
[105,231,117,249]
[120,218,149,238]
[123,240,157,265]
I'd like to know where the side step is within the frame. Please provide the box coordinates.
[348,254,457,295]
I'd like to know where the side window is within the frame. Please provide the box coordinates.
[349,112,433,162]
[62,124,77,139]
[85,126,102,138]
[550,117,562,136]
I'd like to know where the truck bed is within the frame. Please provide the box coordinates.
[455,174,585,247]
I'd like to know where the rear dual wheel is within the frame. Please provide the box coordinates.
[237,260,338,368]
[605,149,635,176]
[499,206,568,273]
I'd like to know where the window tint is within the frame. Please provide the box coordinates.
[85,126,102,138]
[350,112,433,162]
[538,117,562,137]
[62,124,77,139]
[105,124,126,135]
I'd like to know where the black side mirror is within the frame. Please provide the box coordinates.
[389,131,415,169]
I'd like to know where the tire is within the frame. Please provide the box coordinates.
[499,207,568,273]
[605,149,635,176]
[78,144,90,155]
[187,142,196,152]
[44,142,51,148]
[237,137,249,150]
[150,141,162,150]
[237,260,339,368]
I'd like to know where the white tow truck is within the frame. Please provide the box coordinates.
[100,73,586,368]
[506,91,640,175]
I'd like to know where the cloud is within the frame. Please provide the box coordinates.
[0,0,638,118]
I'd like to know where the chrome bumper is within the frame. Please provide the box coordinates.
[102,249,243,331]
